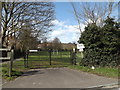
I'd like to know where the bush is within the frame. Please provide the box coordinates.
[79,17,120,67]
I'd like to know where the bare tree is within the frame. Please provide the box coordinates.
[71,3,82,33]
[71,2,116,29]
[1,2,28,47]
[1,2,55,49]
[52,37,62,50]
[18,22,39,51]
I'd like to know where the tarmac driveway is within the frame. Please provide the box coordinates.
[2,67,118,88]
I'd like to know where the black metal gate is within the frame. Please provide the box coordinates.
[26,50,72,68]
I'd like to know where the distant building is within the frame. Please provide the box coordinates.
[62,43,76,50]
[37,43,76,50]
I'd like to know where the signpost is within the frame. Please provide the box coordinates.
[77,44,85,52]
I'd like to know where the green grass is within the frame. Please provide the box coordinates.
[1,59,29,80]
[2,51,118,81]
[68,65,119,78]
[76,52,83,64]
[1,51,71,80]
[27,51,71,68]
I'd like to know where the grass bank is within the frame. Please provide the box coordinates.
[68,65,119,78]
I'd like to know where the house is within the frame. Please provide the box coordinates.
[37,43,77,50]
[62,43,76,50]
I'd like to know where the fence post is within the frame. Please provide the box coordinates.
[26,51,29,68]
[71,48,77,65]
[49,49,52,65]
[70,50,73,65]
[60,50,62,59]
[8,49,13,77]
[74,50,77,65]
[11,49,14,71]
[24,52,26,68]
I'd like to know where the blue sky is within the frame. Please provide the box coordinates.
[54,2,77,25]
[48,2,119,43]
[49,2,82,43]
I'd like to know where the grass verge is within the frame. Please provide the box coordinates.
[1,59,29,80]
[68,65,119,78]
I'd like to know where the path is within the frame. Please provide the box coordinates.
[2,67,118,88]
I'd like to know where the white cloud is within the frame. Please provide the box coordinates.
[50,20,85,43]
[51,20,65,26]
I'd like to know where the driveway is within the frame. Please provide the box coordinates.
[2,67,118,88]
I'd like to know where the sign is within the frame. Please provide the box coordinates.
[29,50,38,52]
[77,44,85,52]
[77,44,85,49]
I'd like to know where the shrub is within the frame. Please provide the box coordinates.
[79,17,120,67]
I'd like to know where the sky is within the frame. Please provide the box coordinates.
[48,2,119,43]
[48,2,82,43]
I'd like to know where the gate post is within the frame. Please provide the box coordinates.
[71,48,77,65]
[26,50,29,68]
[24,51,26,68]
[70,50,73,65]
[49,49,52,65]
[8,51,11,77]
[8,49,14,77]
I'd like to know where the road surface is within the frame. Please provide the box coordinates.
[2,67,118,88]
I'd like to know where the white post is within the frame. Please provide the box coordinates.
[73,48,75,52]
[57,50,58,55]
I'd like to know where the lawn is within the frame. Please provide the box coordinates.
[1,51,71,80]
[28,51,71,68]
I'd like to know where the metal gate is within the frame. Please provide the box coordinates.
[26,50,72,68]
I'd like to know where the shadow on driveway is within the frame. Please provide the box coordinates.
[23,70,44,76]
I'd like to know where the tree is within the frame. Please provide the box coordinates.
[1,2,28,47]
[42,37,48,50]
[52,37,62,50]
[71,2,117,32]
[18,22,38,51]
[79,23,101,66]
[1,2,55,49]
[79,17,120,67]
